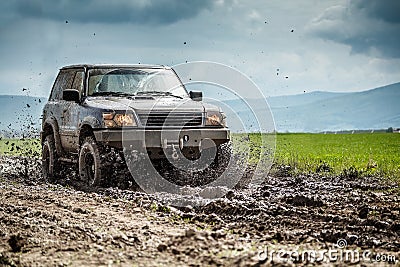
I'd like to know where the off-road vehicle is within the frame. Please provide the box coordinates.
[41,64,230,186]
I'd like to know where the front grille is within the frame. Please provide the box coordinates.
[137,111,203,127]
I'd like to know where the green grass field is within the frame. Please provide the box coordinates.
[272,133,399,180]
[233,132,400,181]
[0,138,41,158]
[1,133,399,181]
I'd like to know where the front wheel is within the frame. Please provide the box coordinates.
[159,141,232,187]
[79,136,106,186]
[42,134,60,182]
[207,141,232,173]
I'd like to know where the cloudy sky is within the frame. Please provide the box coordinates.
[0,0,399,98]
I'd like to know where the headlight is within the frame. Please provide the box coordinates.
[206,111,226,127]
[103,112,137,127]
[114,114,135,127]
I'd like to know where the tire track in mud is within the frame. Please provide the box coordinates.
[196,175,400,250]
[1,156,399,266]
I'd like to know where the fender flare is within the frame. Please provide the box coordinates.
[81,116,102,129]
[79,116,102,143]
[42,117,63,156]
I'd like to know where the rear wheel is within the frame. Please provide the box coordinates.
[42,134,60,182]
[79,136,106,186]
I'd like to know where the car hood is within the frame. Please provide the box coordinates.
[83,96,218,113]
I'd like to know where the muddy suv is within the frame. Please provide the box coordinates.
[41,64,230,186]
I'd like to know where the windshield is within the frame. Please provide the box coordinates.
[87,68,189,98]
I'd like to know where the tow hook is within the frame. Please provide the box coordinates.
[171,144,179,160]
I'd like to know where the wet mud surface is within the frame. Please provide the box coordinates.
[0,156,399,266]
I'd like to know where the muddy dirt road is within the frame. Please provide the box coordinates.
[0,156,399,266]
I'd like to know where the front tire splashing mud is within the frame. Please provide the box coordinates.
[78,136,109,187]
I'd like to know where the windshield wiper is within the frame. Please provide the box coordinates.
[135,91,183,99]
[91,91,133,97]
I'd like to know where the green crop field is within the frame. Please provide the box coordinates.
[251,133,400,181]
[1,133,399,181]
[231,132,400,181]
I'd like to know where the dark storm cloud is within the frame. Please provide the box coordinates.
[11,0,213,25]
[307,0,400,58]
[354,0,400,24]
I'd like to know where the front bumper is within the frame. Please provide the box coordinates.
[93,128,230,149]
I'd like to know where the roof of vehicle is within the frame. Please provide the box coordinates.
[60,64,169,70]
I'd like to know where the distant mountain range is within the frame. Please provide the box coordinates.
[220,82,400,132]
[0,82,399,135]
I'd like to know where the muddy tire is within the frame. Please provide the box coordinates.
[79,137,107,187]
[156,142,232,187]
[201,142,231,171]
[42,134,60,182]
[213,142,232,170]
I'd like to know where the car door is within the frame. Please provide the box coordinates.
[60,69,84,152]
[44,69,74,139]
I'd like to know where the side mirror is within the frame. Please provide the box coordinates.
[63,89,80,103]
[189,91,202,102]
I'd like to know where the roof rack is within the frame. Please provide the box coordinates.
[60,64,167,70]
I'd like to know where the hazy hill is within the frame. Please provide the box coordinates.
[270,83,400,132]
[221,82,400,132]
[267,91,348,108]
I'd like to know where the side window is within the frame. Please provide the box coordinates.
[50,70,75,100]
[71,71,84,93]
[49,72,62,101]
